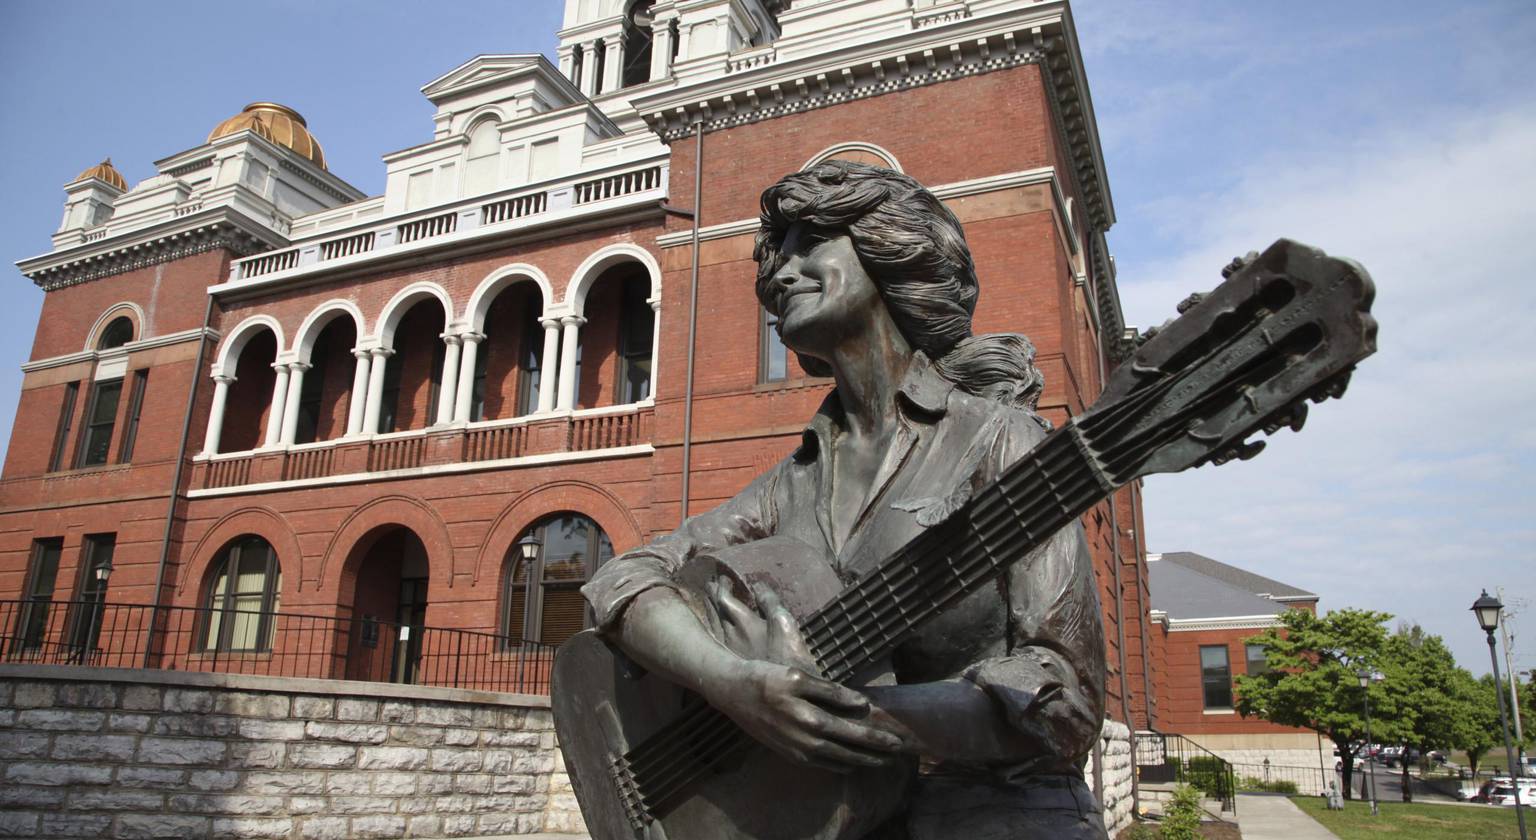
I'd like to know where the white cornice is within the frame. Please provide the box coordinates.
[20,327,221,373]
[1165,615,1284,633]
[632,2,1113,232]
[16,217,278,292]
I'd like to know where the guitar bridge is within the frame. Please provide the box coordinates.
[609,754,654,832]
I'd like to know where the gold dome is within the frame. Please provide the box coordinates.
[74,158,127,191]
[208,102,326,169]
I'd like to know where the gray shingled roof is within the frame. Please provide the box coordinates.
[1147,559,1288,620]
[1157,551,1315,600]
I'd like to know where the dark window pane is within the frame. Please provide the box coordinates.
[505,513,612,646]
[98,317,134,350]
[117,371,148,463]
[1245,644,1268,676]
[48,383,79,472]
[1200,645,1233,709]
[66,535,116,655]
[77,380,122,467]
[14,539,64,651]
[761,308,788,382]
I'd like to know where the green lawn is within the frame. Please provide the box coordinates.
[1290,796,1525,839]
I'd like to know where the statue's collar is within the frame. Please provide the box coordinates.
[795,352,953,462]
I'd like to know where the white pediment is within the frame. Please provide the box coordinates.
[421,54,584,109]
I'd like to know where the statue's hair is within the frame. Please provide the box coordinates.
[753,160,1046,416]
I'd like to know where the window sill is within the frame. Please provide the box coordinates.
[1202,708,1236,716]
[185,650,274,662]
[753,375,833,393]
[44,463,134,479]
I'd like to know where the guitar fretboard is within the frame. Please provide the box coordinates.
[613,422,1111,825]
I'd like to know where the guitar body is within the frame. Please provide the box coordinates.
[553,537,912,840]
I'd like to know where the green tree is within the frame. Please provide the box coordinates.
[1384,625,1461,801]
[1234,608,1405,799]
[1452,672,1501,778]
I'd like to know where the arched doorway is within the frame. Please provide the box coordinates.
[345,526,430,684]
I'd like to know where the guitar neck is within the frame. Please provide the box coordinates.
[800,421,1110,683]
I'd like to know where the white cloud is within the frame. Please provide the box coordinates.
[1119,103,1536,670]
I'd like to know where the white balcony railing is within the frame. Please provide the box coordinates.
[230,158,669,283]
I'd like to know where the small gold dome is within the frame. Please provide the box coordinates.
[74,158,127,191]
[208,102,326,169]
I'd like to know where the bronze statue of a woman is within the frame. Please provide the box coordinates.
[566,161,1109,839]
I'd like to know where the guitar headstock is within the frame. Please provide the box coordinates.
[1079,239,1377,482]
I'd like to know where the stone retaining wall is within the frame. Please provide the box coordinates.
[0,665,585,839]
[1085,718,1134,835]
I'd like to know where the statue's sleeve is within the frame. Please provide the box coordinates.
[582,466,781,634]
[962,413,1108,763]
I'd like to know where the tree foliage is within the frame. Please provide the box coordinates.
[1234,608,1401,799]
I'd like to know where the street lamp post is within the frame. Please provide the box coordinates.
[84,559,113,666]
[1474,590,1529,840]
[1357,668,1380,816]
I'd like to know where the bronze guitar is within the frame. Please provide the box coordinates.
[552,240,1378,840]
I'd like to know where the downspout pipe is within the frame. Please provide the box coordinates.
[143,293,216,668]
[679,119,703,525]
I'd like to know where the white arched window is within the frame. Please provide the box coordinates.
[464,118,501,196]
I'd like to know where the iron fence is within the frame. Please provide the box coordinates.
[1231,762,1330,797]
[0,599,556,695]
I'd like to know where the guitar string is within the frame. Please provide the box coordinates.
[807,439,1093,676]
[624,439,1093,794]
[800,433,1081,656]
[628,462,1105,810]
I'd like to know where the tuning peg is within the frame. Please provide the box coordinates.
[1262,402,1309,436]
[1211,439,1267,466]
[1307,369,1354,403]
[1220,250,1262,279]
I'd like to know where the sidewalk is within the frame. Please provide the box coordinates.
[1235,794,1341,840]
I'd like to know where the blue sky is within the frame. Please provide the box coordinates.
[2,1,1533,675]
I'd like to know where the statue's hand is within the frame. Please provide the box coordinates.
[701,583,910,772]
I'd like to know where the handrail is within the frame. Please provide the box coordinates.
[0,598,556,695]
[1134,730,1239,813]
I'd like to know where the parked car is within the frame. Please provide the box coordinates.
[1464,777,1515,803]
[1487,780,1536,807]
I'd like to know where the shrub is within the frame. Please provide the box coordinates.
[1181,756,1234,799]
[1161,783,1204,840]
[1118,823,1161,840]
[1239,775,1300,794]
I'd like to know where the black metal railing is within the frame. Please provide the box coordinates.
[1134,731,1238,813]
[1231,761,1329,796]
[0,599,556,695]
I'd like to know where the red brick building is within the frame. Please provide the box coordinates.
[2,0,1154,806]
[1146,551,1325,774]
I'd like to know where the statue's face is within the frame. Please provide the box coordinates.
[766,222,882,358]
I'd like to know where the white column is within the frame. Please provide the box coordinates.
[345,349,370,436]
[647,297,662,401]
[555,316,585,412]
[362,348,394,434]
[558,46,574,82]
[581,41,601,97]
[454,332,485,422]
[264,363,291,448]
[603,38,623,93]
[279,362,310,444]
[435,333,462,426]
[202,374,235,455]
[536,318,562,414]
[650,17,674,81]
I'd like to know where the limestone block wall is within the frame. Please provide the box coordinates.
[0,665,586,839]
[1084,718,1134,836]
